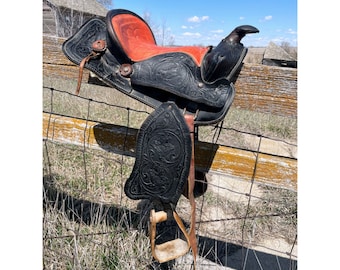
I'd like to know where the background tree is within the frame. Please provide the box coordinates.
[280,41,297,59]
[97,0,112,9]
[142,11,175,46]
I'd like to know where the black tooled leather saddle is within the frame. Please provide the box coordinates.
[62,8,258,267]
[63,9,258,125]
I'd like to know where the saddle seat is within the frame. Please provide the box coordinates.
[109,11,210,66]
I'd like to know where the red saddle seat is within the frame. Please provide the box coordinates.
[111,13,210,66]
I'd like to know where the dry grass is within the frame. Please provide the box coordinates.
[176,180,297,249]
[43,76,297,269]
[43,140,297,268]
[198,107,297,152]
[43,191,152,269]
[43,142,152,269]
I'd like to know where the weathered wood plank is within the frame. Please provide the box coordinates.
[43,63,90,82]
[195,142,297,189]
[43,35,297,118]
[233,64,297,117]
[43,36,70,65]
[43,112,297,190]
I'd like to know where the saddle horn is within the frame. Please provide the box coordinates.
[224,25,260,44]
[201,25,259,83]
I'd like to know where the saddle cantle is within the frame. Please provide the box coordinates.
[62,8,259,267]
[62,9,259,126]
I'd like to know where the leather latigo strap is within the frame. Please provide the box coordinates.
[75,40,107,95]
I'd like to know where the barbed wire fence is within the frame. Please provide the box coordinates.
[43,85,297,269]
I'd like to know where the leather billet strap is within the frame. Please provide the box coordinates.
[149,114,197,268]
[75,40,107,96]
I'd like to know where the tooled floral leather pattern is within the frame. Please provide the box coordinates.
[131,53,230,109]
[124,102,191,204]
[62,18,235,125]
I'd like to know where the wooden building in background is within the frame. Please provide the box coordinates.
[43,0,107,37]
[262,41,297,68]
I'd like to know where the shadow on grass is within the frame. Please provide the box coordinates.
[43,174,297,270]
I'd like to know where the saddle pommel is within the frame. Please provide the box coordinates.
[224,25,260,44]
[201,25,259,83]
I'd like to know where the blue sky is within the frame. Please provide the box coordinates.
[110,0,297,47]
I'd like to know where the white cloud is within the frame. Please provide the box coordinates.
[188,16,200,23]
[287,28,297,35]
[240,16,245,20]
[181,25,194,29]
[182,32,202,38]
[259,15,273,23]
[187,15,209,23]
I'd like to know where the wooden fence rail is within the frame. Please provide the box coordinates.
[43,35,297,118]
[43,112,297,190]
[43,34,297,191]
